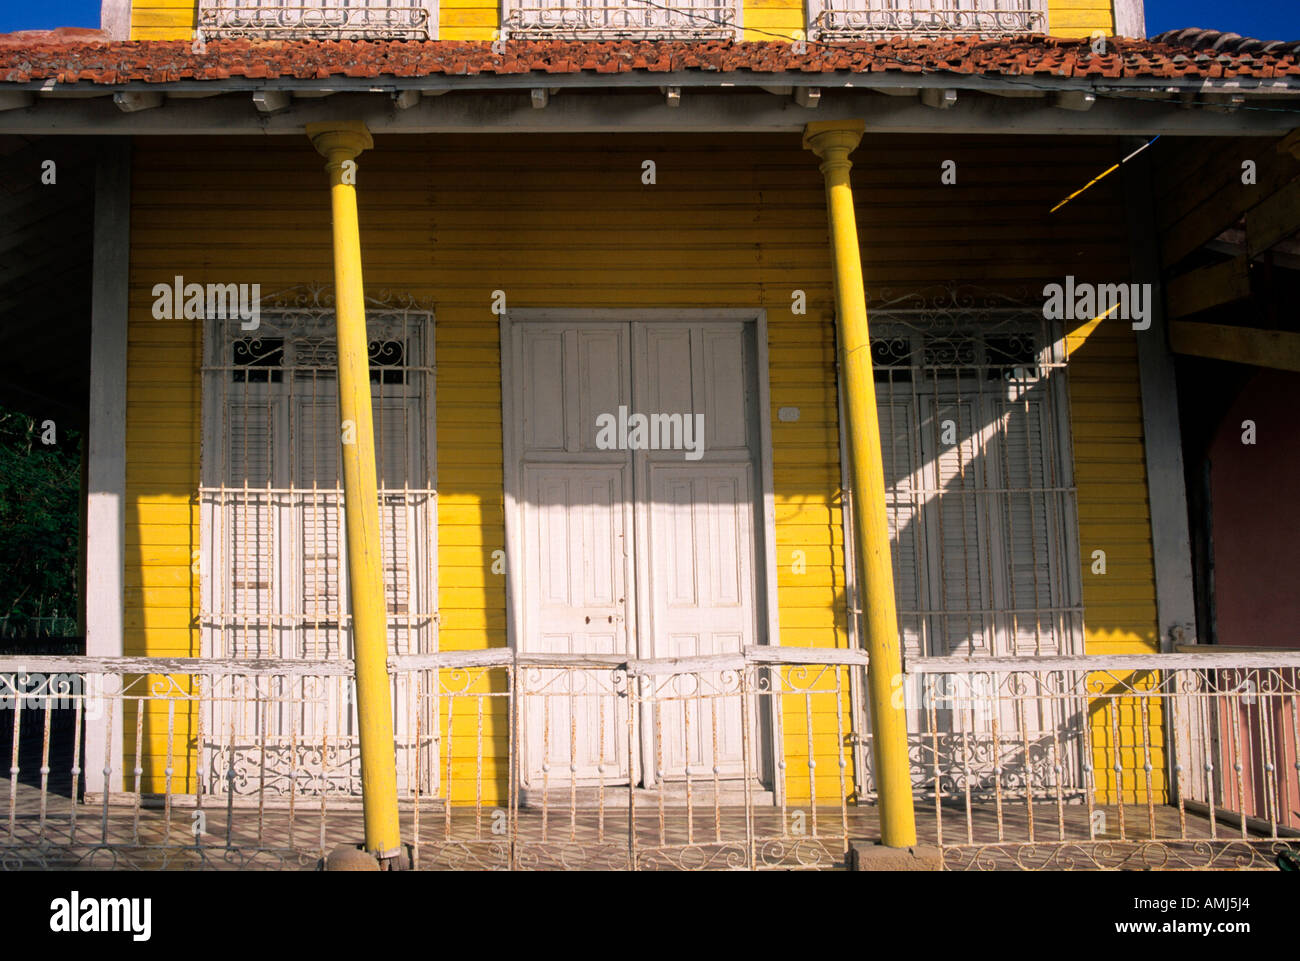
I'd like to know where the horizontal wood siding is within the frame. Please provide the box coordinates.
[1048,0,1115,37]
[742,0,803,41]
[131,0,196,39]
[126,133,1157,803]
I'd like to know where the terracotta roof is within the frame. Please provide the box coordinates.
[0,27,108,50]
[1150,28,1300,56]
[2,33,1300,86]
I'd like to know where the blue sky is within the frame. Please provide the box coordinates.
[0,0,1297,39]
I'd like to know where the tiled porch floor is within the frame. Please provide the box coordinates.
[3,778,1294,870]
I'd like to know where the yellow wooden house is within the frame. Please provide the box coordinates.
[2,0,1299,870]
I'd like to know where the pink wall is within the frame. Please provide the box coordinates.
[1210,368,1300,651]
[1207,369,1300,827]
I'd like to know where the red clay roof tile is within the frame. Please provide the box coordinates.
[0,34,1298,86]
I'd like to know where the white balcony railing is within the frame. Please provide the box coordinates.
[197,1,436,40]
[809,0,1046,40]
[502,0,739,40]
[3,648,1297,870]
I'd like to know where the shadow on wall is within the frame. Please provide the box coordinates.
[117,132,1162,805]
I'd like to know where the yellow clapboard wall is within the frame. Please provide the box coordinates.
[130,0,196,40]
[1047,0,1116,39]
[134,1,1118,40]
[125,133,1157,804]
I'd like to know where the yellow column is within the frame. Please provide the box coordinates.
[307,122,402,861]
[803,120,917,848]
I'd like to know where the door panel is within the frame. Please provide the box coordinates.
[646,465,755,779]
[522,466,631,783]
[700,327,749,452]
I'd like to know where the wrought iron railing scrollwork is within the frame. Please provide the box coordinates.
[198,2,434,40]
[810,4,1045,41]
[3,648,1298,870]
[502,1,738,40]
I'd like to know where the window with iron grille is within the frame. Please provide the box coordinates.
[197,304,437,797]
[868,308,1084,662]
[808,0,1047,40]
[502,0,738,39]
[853,305,1087,801]
[197,0,437,40]
[199,306,437,663]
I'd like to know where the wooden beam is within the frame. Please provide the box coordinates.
[1157,130,1300,268]
[0,92,34,112]
[113,91,162,113]
[1165,255,1251,319]
[1169,320,1300,371]
[1278,128,1300,161]
[1246,176,1300,258]
[252,90,292,114]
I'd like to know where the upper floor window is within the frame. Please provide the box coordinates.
[502,0,738,39]
[198,0,437,40]
[809,0,1046,40]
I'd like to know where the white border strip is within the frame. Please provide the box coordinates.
[84,138,131,795]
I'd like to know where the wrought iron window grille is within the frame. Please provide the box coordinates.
[501,0,739,40]
[199,288,438,664]
[808,0,1046,40]
[197,1,436,41]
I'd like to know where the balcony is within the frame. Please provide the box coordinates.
[2,648,1297,870]
[197,1,436,40]
[502,0,739,40]
[809,1,1047,41]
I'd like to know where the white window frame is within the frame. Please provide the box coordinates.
[198,302,438,664]
[808,0,1047,41]
[853,302,1087,801]
[867,307,1084,662]
[196,300,438,799]
[197,0,439,40]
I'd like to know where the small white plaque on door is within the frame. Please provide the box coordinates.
[777,407,800,422]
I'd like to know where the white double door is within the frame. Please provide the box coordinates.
[509,318,765,789]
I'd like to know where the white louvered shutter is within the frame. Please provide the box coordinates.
[877,397,926,661]
[374,397,414,656]
[225,398,277,658]
[920,397,992,657]
[296,396,345,659]
[990,393,1059,655]
[292,392,415,659]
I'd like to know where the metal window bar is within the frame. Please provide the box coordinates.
[859,303,1084,800]
[197,0,435,40]
[199,303,437,800]
[503,0,738,39]
[810,0,1046,40]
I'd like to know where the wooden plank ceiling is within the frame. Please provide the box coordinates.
[1153,130,1300,369]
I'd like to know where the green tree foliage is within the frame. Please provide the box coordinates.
[0,405,80,637]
